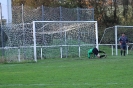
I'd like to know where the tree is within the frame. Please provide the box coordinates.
[122,0,129,19]
[12,0,26,5]
[12,0,133,26]
[12,0,54,7]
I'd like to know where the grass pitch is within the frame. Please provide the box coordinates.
[0,55,133,88]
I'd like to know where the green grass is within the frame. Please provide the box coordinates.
[0,55,133,88]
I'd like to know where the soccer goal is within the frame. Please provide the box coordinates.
[33,21,98,62]
[99,25,133,55]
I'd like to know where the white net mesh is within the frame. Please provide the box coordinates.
[99,27,115,44]
[2,23,34,62]
[100,26,133,44]
[36,22,95,45]
[34,21,97,59]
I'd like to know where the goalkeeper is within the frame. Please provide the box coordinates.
[88,47,106,58]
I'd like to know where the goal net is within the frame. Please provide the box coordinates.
[1,23,34,63]
[33,21,98,61]
[99,26,133,55]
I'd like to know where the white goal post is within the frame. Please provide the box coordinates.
[33,21,98,62]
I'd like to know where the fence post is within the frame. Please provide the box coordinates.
[60,6,62,21]
[78,46,81,57]
[77,7,80,21]
[127,45,129,55]
[18,47,20,62]
[41,47,42,59]
[92,8,94,21]
[60,47,62,58]
[112,45,113,56]
[41,5,44,21]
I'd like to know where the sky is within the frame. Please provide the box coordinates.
[0,0,12,23]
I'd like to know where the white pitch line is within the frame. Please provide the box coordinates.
[0,83,126,87]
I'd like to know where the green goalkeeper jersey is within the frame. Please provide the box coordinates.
[88,48,93,58]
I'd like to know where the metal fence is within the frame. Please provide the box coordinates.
[12,5,94,24]
[0,5,94,62]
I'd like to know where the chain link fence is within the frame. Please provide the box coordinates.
[12,5,94,24]
[0,5,94,62]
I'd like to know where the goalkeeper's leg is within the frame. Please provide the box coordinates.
[100,55,106,58]
[98,50,107,58]
[120,46,126,56]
